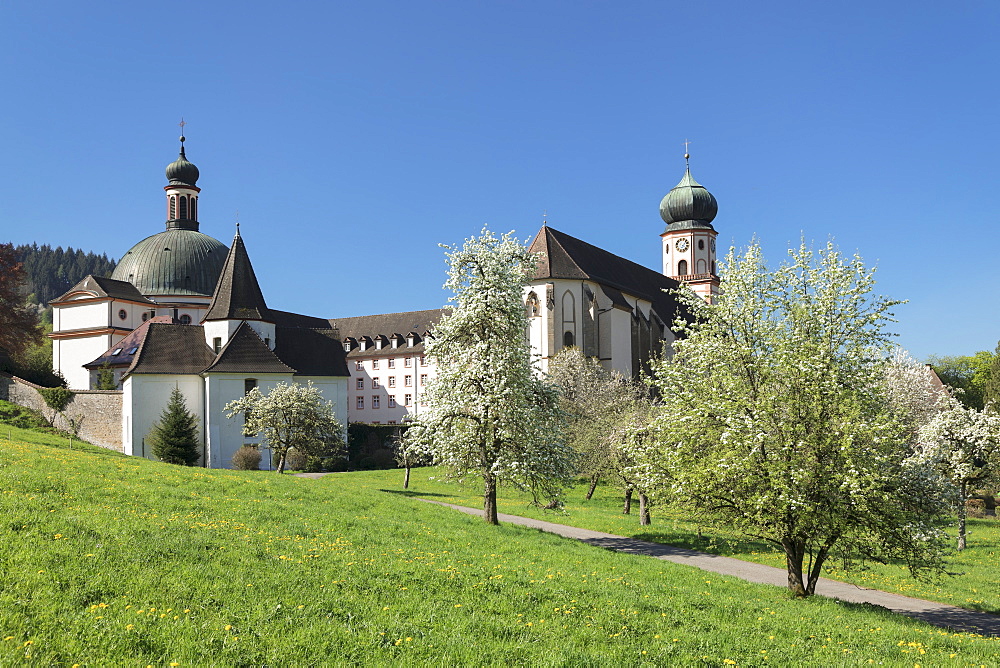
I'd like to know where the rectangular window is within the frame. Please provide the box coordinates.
[245,378,258,395]
[420,356,426,365]
[356,378,364,390]
[355,361,363,371]
[213,337,222,354]
[404,357,412,368]
[388,420,396,425]
[372,378,380,389]
[405,375,412,387]
[388,358,395,368]
[372,395,380,409]
[343,342,351,352]
[420,374,427,386]
[388,395,397,408]
[388,376,396,388]
[373,359,380,369]
[404,394,412,406]
[356,396,364,410]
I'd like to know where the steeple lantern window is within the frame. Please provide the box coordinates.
[179,196,188,220]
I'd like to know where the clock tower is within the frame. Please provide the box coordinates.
[659,156,720,302]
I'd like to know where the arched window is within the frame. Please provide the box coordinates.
[190,198,196,220]
[525,291,540,317]
[169,196,176,219]
[561,291,576,350]
[179,196,188,219]
[698,239,705,250]
[677,259,688,276]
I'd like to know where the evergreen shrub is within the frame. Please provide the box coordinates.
[147,388,200,466]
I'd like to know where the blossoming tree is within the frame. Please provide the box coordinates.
[632,241,954,596]
[404,228,576,524]
[915,400,1000,550]
[225,381,345,474]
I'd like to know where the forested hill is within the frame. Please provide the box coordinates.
[14,244,117,305]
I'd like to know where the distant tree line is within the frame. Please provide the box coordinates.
[13,243,116,306]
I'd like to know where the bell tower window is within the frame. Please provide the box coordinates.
[678,259,688,276]
[190,197,196,220]
[179,196,188,219]
[169,196,176,219]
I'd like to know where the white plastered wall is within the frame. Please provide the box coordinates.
[55,335,118,389]
[122,374,205,461]
[204,373,293,469]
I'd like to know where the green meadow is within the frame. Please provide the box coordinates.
[379,467,1000,617]
[2,429,999,666]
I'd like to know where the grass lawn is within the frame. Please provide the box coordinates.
[371,466,1000,616]
[1,431,998,666]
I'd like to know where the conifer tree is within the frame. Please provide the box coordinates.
[148,387,201,466]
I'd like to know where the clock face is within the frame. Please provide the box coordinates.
[675,238,690,252]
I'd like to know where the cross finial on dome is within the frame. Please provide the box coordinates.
[179,118,187,155]
[683,138,691,166]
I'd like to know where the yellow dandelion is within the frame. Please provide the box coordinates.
[224,625,233,631]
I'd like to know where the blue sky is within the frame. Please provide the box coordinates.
[1,1,997,360]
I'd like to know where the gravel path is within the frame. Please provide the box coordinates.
[422,499,1000,637]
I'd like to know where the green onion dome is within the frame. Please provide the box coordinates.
[660,167,718,231]
[165,140,200,186]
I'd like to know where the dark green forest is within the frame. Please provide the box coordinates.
[14,244,116,306]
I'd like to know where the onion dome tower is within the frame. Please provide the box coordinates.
[112,135,228,297]
[660,151,720,302]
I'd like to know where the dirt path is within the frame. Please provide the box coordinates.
[422,499,1000,637]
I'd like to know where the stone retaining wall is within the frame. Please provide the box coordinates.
[0,374,123,452]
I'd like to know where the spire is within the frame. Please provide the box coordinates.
[659,150,718,232]
[203,229,271,322]
[164,124,202,231]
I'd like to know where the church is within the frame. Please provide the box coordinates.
[44,137,722,466]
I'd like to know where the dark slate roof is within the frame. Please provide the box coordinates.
[203,232,271,322]
[268,309,332,329]
[125,323,217,376]
[330,309,444,339]
[203,322,293,374]
[52,274,153,305]
[329,309,444,358]
[273,326,350,377]
[84,316,175,369]
[529,226,683,325]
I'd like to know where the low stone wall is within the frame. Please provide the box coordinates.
[0,374,123,452]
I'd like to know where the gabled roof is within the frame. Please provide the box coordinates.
[204,231,271,322]
[528,226,683,323]
[51,274,153,305]
[125,323,217,376]
[273,326,351,377]
[330,309,444,340]
[203,322,293,374]
[329,309,445,358]
[84,316,175,369]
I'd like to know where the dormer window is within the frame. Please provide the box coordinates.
[391,336,399,349]
[343,342,351,352]
[406,335,414,347]
[376,337,383,350]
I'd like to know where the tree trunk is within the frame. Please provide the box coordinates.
[276,451,287,474]
[403,466,411,489]
[781,539,808,597]
[958,481,968,551]
[639,492,651,525]
[805,545,831,595]
[483,470,499,525]
[585,475,600,501]
[623,488,633,515]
